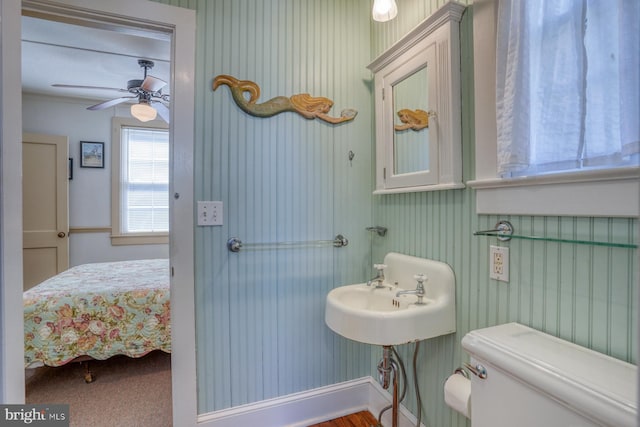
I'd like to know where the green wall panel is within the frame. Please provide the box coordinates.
[370,2,637,427]
[162,0,376,414]
[158,1,636,425]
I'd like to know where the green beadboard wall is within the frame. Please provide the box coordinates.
[155,0,637,424]
[155,0,377,414]
[370,2,638,427]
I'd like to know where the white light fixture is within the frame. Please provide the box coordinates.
[131,101,157,122]
[372,0,398,22]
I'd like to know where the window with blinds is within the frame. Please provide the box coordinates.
[120,126,169,233]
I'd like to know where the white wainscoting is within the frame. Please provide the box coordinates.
[197,377,425,427]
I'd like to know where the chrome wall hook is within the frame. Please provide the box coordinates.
[348,150,355,162]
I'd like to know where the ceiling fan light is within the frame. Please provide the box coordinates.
[372,0,398,22]
[131,102,157,122]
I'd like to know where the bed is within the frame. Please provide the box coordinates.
[24,259,171,379]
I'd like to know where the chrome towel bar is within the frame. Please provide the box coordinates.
[227,234,349,252]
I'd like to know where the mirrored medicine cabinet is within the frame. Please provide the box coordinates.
[368,1,465,194]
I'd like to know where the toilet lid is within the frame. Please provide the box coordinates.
[462,322,637,427]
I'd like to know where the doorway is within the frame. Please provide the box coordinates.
[1,0,196,424]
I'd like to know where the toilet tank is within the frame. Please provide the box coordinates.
[461,323,637,427]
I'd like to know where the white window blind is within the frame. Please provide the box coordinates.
[120,126,169,233]
[496,0,639,178]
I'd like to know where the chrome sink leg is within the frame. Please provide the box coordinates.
[377,345,399,427]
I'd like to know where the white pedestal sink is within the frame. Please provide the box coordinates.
[325,252,456,345]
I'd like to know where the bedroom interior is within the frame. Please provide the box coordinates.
[1,0,637,427]
[20,9,176,423]
[21,13,172,268]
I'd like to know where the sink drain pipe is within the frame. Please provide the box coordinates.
[376,343,423,427]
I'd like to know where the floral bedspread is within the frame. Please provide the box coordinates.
[24,259,171,368]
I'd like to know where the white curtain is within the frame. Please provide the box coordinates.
[496,0,639,177]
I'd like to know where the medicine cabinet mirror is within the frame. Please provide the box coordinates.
[393,66,431,176]
[368,1,465,194]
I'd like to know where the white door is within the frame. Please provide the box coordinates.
[22,132,69,290]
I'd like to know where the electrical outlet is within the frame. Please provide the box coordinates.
[490,245,509,282]
[197,201,223,226]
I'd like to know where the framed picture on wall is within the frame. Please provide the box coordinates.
[80,141,104,168]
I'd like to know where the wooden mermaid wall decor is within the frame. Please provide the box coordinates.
[394,109,430,131]
[213,75,357,124]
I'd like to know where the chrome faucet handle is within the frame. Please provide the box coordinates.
[374,263,387,272]
[413,274,427,291]
[367,264,387,287]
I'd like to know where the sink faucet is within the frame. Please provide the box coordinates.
[396,274,427,305]
[367,264,387,288]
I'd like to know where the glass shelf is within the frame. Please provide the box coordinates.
[474,221,638,249]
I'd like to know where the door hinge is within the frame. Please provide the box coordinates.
[383,167,386,179]
[382,88,385,100]
[171,266,175,277]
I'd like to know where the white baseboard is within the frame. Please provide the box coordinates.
[197,377,424,427]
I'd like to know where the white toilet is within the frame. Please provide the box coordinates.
[461,323,637,427]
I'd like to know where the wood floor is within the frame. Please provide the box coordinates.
[308,410,379,427]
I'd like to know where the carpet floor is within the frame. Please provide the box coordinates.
[25,350,172,427]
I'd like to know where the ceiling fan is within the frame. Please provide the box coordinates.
[53,59,170,123]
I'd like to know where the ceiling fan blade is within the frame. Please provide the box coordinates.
[53,84,128,93]
[141,75,167,93]
[88,96,137,111]
[154,102,170,123]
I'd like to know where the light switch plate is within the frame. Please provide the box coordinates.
[490,245,509,282]
[197,201,223,226]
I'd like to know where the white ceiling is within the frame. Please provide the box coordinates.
[21,15,171,106]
